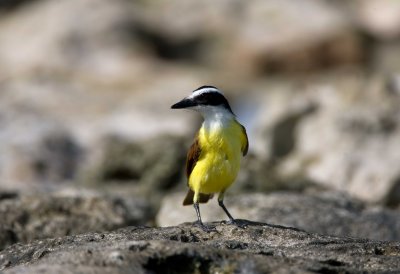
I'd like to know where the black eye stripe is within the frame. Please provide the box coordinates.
[197,93,214,101]
[196,92,223,104]
[189,91,233,114]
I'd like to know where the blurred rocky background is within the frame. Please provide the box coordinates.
[1,0,400,257]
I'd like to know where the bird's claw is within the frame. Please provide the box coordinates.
[193,221,217,233]
[221,219,248,228]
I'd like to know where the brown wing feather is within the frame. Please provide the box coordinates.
[186,136,201,179]
[241,124,249,156]
[183,135,213,205]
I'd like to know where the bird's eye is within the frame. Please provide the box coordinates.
[195,92,226,106]
[196,93,211,104]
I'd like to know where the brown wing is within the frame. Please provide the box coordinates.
[241,124,249,156]
[186,135,201,179]
[183,136,213,205]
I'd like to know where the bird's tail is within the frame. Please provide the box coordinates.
[182,189,213,205]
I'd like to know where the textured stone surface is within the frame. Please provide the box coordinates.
[242,73,400,204]
[0,189,155,251]
[278,75,400,204]
[351,0,400,40]
[0,0,203,189]
[81,134,187,193]
[1,221,400,273]
[158,191,400,242]
[0,75,198,189]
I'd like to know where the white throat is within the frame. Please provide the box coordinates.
[198,106,235,132]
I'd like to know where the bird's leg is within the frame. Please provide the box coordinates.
[218,192,234,222]
[193,202,203,225]
[218,192,246,228]
[193,193,216,232]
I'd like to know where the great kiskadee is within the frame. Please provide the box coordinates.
[171,85,248,231]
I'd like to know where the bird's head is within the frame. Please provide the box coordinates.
[171,86,234,118]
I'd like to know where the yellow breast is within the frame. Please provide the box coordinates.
[189,119,245,194]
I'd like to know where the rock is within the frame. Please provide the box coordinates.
[128,0,234,61]
[0,0,38,11]
[351,0,400,40]
[230,80,321,194]
[279,74,400,204]
[0,0,365,86]
[247,80,317,161]
[0,189,155,251]
[0,0,149,84]
[221,0,364,78]
[0,0,204,190]
[158,191,400,242]
[0,99,82,188]
[157,192,223,226]
[81,134,187,195]
[129,0,364,80]
[1,221,400,273]
[245,73,400,205]
[1,130,82,186]
[0,68,203,189]
[373,43,400,74]
[130,0,365,78]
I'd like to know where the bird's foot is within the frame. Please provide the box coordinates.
[193,221,217,233]
[221,219,248,228]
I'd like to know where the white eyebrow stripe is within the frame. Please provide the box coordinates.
[189,87,223,99]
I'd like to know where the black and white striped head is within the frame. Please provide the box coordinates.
[171,86,234,116]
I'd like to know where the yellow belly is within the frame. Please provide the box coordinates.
[189,152,238,194]
[188,121,243,194]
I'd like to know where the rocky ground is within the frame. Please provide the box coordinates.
[158,191,400,242]
[0,188,155,250]
[1,221,400,273]
[1,190,400,273]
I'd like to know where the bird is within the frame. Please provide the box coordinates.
[171,85,248,231]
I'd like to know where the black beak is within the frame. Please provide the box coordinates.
[171,98,197,109]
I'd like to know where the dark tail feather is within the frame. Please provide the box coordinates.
[182,189,213,206]
[182,189,194,205]
[199,193,213,203]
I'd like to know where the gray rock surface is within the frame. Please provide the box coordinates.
[81,134,187,193]
[278,75,400,204]
[0,189,155,251]
[128,0,364,78]
[0,0,203,189]
[0,129,82,186]
[224,0,363,76]
[246,73,400,205]
[1,221,399,273]
[0,75,197,190]
[158,191,400,242]
[349,0,400,40]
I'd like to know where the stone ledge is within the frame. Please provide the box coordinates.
[1,220,399,273]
